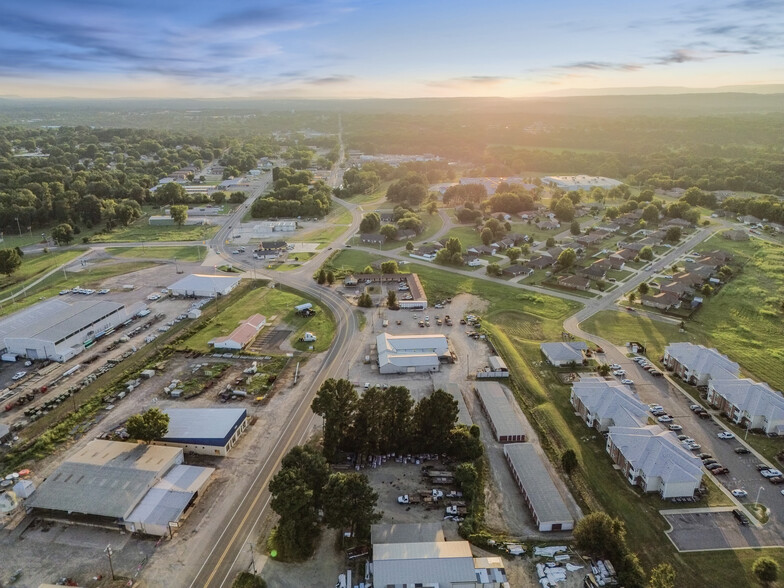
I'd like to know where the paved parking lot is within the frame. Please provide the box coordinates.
[664,509,784,551]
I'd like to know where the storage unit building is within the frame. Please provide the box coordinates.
[503,443,575,532]
[474,382,525,442]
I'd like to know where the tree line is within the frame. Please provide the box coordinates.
[250,166,331,219]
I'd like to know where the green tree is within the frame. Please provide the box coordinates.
[211,191,227,205]
[157,182,187,204]
[570,220,581,235]
[486,263,502,276]
[480,227,493,246]
[387,289,398,309]
[574,512,628,562]
[648,563,676,588]
[546,237,556,248]
[629,292,637,303]
[454,462,481,502]
[326,271,335,285]
[752,556,779,586]
[229,191,247,203]
[427,201,438,215]
[51,223,74,245]
[380,260,399,274]
[317,268,327,284]
[170,204,188,226]
[561,449,578,475]
[557,248,577,269]
[449,424,483,461]
[665,226,682,243]
[597,364,611,376]
[639,246,654,261]
[412,389,459,453]
[269,468,320,559]
[357,292,373,307]
[322,472,381,540]
[126,407,170,444]
[362,265,374,274]
[554,196,575,222]
[312,379,358,461]
[0,248,22,277]
[702,284,713,296]
[405,241,414,252]
[232,572,267,588]
[379,386,414,452]
[506,247,522,263]
[379,224,398,239]
[642,204,660,223]
[638,282,650,296]
[619,552,646,588]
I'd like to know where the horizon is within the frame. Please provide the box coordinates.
[1,0,783,99]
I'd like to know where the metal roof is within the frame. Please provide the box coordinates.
[6,300,125,343]
[161,408,247,447]
[475,382,525,439]
[504,443,574,527]
[371,523,445,545]
[0,298,70,346]
[167,273,240,294]
[372,541,476,588]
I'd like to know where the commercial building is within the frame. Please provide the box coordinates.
[540,341,588,367]
[570,378,648,432]
[474,382,526,442]
[662,342,740,385]
[606,426,703,499]
[209,314,266,350]
[157,408,249,456]
[3,300,145,362]
[376,333,450,374]
[476,355,510,379]
[168,274,241,298]
[351,273,428,310]
[503,443,575,532]
[371,523,507,588]
[27,440,213,536]
[542,175,623,191]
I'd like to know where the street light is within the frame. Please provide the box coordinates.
[104,544,115,580]
[756,485,765,506]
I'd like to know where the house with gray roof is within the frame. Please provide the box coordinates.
[540,341,588,367]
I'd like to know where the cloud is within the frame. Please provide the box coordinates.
[306,75,353,85]
[655,49,706,65]
[557,61,643,72]
[453,75,513,85]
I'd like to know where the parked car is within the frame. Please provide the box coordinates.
[718,431,736,440]
[613,370,626,376]
[657,415,674,423]
[761,469,783,478]
[697,453,713,460]
[610,364,622,370]
[734,447,751,455]
[706,463,723,470]
[756,463,771,471]
[733,509,750,525]
[621,379,635,386]
[649,404,664,413]
[11,371,26,380]
[677,435,689,441]
[731,489,748,498]
[711,467,729,475]
[669,424,683,431]
[769,477,784,485]
[689,404,702,412]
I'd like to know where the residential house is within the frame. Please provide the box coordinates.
[503,264,533,278]
[620,241,646,253]
[665,218,693,229]
[343,275,358,287]
[527,255,555,270]
[662,342,740,385]
[395,228,417,241]
[571,378,649,431]
[209,314,266,351]
[611,248,638,262]
[540,341,588,367]
[641,292,681,311]
[557,275,591,291]
[377,211,395,224]
[464,255,482,267]
[740,215,762,225]
[576,232,604,247]
[606,426,703,498]
[361,233,387,245]
[536,220,561,230]
[593,257,624,271]
[707,378,784,435]
[597,222,621,233]
[723,229,749,241]
[659,280,695,300]
[671,272,705,288]
[689,265,715,280]
[579,264,607,280]
[467,245,497,256]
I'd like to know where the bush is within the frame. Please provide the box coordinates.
[232,571,267,588]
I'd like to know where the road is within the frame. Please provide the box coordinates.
[185,125,360,588]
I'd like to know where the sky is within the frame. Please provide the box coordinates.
[1,0,782,99]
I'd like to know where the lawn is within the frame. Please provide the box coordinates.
[0,260,155,318]
[89,220,219,243]
[180,282,336,353]
[326,201,352,225]
[0,249,83,299]
[581,311,691,360]
[412,211,444,243]
[299,223,352,249]
[339,181,391,205]
[107,245,206,262]
[442,226,483,249]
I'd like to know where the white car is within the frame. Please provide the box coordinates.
[649,404,664,413]
[762,469,783,478]
[610,364,622,370]
[613,370,626,376]
[621,379,634,385]
[11,371,27,380]
[59,289,70,295]
[732,489,748,498]
[147,293,160,301]
[397,495,410,504]
[98,288,110,294]
[718,432,735,440]
[669,424,683,431]
[687,443,701,451]
[657,415,674,423]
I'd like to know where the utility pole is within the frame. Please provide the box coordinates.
[105,544,115,580]
[15,217,21,237]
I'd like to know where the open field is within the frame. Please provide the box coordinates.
[339,180,391,205]
[299,223,351,249]
[89,221,219,243]
[581,311,691,361]
[179,282,336,353]
[0,249,83,298]
[326,201,352,225]
[107,245,206,261]
[0,260,156,318]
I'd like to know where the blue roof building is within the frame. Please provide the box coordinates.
[158,408,249,456]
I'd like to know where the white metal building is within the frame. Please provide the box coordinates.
[503,443,575,532]
[474,382,526,442]
[376,333,449,374]
[3,300,144,362]
[168,274,241,298]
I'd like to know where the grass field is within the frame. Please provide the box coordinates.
[0,249,83,299]
[0,260,155,318]
[90,220,219,243]
[582,311,691,360]
[339,181,391,205]
[180,282,336,353]
[299,224,351,249]
[107,245,206,262]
